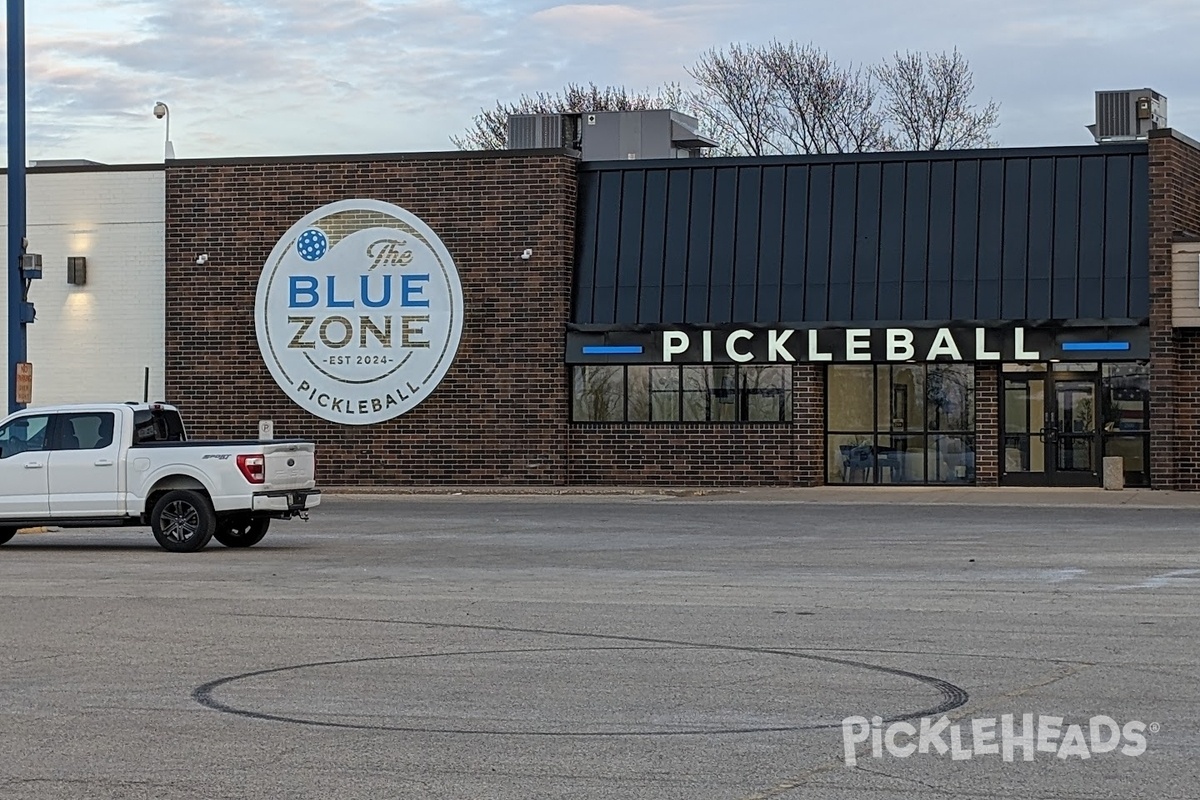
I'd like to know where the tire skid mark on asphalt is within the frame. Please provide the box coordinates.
[192,613,968,737]
[739,662,1093,800]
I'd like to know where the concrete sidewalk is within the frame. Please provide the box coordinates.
[320,484,1200,509]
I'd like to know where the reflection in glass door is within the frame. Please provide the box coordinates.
[1001,367,1101,487]
[1003,376,1046,480]
[1055,380,1096,480]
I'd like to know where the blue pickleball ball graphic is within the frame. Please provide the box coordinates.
[296,228,328,261]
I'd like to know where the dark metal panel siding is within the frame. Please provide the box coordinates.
[573,167,601,322]
[1001,158,1030,320]
[575,145,1149,325]
[1128,155,1150,318]
[852,163,882,320]
[1103,155,1132,318]
[755,166,786,321]
[950,160,980,319]
[684,169,715,323]
[876,162,906,320]
[1026,158,1055,319]
[828,163,859,321]
[639,170,669,322]
[708,167,739,321]
[926,160,955,320]
[1051,158,1082,319]
[661,169,692,322]
[804,165,834,320]
[1077,156,1107,320]
[779,165,809,320]
[615,170,645,324]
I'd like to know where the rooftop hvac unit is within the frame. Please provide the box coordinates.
[505,114,581,150]
[1087,89,1167,143]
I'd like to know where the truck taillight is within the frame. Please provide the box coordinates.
[237,454,265,484]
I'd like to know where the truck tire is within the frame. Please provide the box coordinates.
[0,528,16,546]
[151,490,216,553]
[214,516,270,548]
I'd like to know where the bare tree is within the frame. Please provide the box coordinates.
[687,43,783,157]
[760,41,887,154]
[452,82,686,150]
[685,42,998,156]
[876,49,999,150]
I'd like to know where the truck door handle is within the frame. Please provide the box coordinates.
[94,459,114,467]
[24,462,44,469]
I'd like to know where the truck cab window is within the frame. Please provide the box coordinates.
[132,408,187,444]
[0,415,51,458]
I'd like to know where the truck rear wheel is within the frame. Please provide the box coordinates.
[151,490,216,553]
[0,528,16,546]
[214,516,270,548]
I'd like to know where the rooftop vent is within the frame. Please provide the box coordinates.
[1087,89,1166,143]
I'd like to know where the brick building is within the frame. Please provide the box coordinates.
[6,128,1200,489]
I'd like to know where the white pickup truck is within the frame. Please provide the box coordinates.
[0,403,320,552]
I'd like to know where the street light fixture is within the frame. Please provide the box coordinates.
[153,101,175,160]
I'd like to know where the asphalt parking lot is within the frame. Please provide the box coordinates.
[1,492,1197,799]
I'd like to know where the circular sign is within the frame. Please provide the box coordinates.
[255,200,463,425]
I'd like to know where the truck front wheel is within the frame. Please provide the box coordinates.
[151,490,216,553]
[214,516,270,548]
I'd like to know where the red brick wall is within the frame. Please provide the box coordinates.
[164,152,577,486]
[565,363,826,487]
[974,365,999,486]
[1148,131,1200,489]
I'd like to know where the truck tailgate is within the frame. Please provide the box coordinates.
[261,442,317,491]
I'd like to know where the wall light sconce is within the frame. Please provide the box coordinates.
[67,256,87,285]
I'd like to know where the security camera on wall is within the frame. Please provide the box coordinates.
[195,254,208,265]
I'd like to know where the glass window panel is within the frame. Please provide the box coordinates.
[879,365,925,431]
[742,366,792,422]
[571,365,624,422]
[627,366,651,422]
[1056,435,1094,472]
[649,366,681,421]
[828,434,875,484]
[928,365,975,431]
[927,434,976,484]
[1003,363,1047,373]
[711,366,739,422]
[1004,379,1043,434]
[1102,363,1149,432]
[682,366,713,422]
[827,366,874,430]
[877,434,926,484]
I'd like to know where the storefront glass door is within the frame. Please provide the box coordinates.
[1002,366,1100,487]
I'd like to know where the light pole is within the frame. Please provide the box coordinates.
[7,0,28,414]
[154,101,175,160]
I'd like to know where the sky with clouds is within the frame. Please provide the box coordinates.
[1,0,1198,164]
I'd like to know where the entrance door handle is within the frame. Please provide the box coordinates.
[24,462,44,469]
[94,459,114,467]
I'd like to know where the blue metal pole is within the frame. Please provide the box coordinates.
[7,0,27,414]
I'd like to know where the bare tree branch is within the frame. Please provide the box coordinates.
[686,43,784,157]
[761,41,886,155]
[876,49,999,150]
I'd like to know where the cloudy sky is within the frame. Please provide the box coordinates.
[1,0,1198,164]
